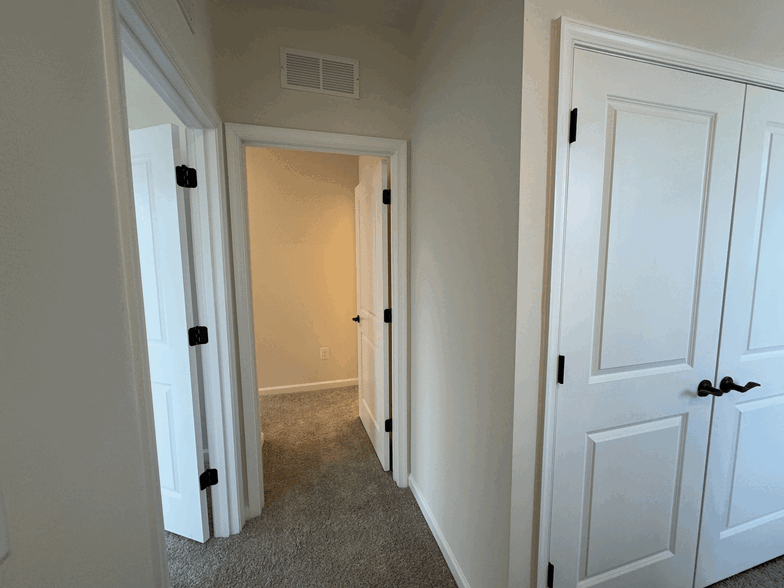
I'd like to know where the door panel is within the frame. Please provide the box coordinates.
[696,85,784,587]
[355,156,390,470]
[130,123,209,543]
[596,101,713,374]
[582,415,687,579]
[726,396,784,526]
[550,50,745,588]
[746,130,784,351]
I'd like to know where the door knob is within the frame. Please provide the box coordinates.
[698,380,724,397]
[719,376,760,394]
[352,315,360,323]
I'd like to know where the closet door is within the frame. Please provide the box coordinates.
[549,49,745,588]
[696,85,784,587]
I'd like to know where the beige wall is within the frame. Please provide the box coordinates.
[135,0,217,107]
[246,148,359,390]
[1,2,156,586]
[511,1,784,586]
[209,1,414,139]
[0,1,218,586]
[408,2,523,587]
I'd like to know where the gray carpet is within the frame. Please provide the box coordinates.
[165,386,458,588]
[710,555,784,588]
[164,384,784,587]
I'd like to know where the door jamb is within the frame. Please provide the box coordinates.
[517,17,784,588]
[224,123,410,523]
[102,0,244,555]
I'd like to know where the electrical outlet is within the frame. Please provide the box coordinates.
[320,347,329,360]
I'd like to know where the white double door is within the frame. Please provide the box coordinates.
[550,49,784,588]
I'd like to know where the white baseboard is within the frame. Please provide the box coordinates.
[409,475,471,588]
[258,378,358,396]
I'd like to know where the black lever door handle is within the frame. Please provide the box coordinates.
[698,380,724,397]
[719,376,760,394]
[352,315,360,323]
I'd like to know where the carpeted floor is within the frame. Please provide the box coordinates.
[164,385,784,587]
[709,555,784,588]
[165,386,458,588]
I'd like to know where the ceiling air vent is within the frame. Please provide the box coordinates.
[280,48,359,99]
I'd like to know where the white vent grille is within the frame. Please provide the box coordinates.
[281,48,359,99]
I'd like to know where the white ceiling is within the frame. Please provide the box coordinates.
[256,0,426,35]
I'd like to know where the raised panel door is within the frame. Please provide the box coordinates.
[355,156,390,470]
[550,49,745,588]
[130,124,208,542]
[696,85,784,587]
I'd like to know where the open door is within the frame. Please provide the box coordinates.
[354,157,390,471]
[130,123,209,542]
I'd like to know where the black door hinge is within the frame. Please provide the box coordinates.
[383,189,391,205]
[176,165,198,188]
[385,418,392,432]
[547,562,554,588]
[384,309,392,323]
[569,108,578,144]
[188,326,209,346]
[557,355,565,384]
[199,468,218,490]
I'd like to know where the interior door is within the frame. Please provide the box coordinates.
[549,50,745,587]
[354,156,390,471]
[696,85,784,587]
[130,123,209,542]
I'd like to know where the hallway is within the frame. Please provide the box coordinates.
[165,386,457,587]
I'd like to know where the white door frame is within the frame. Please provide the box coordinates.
[512,17,784,588]
[101,0,244,570]
[224,123,410,522]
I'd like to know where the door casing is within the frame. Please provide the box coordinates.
[102,3,242,585]
[225,123,410,523]
[519,17,784,588]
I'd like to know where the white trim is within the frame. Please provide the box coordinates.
[225,124,410,521]
[519,16,784,588]
[259,378,359,395]
[113,0,244,540]
[409,475,471,588]
[561,18,784,91]
[99,1,169,585]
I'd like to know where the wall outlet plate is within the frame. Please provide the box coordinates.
[320,347,329,360]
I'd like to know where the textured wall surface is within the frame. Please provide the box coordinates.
[209,1,414,139]
[408,1,523,587]
[246,147,360,390]
[0,2,163,586]
[0,0,221,585]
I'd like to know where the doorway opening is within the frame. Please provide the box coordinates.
[122,55,213,545]
[224,124,410,525]
[107,0,243,578]
[243,148,393,501]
